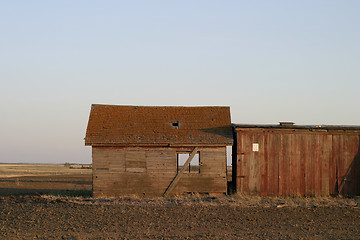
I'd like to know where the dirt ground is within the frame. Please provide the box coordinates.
[1,195,360,239]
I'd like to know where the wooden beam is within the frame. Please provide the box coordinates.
[163,146,199,197]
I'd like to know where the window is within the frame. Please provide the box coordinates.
[177,152,200,173]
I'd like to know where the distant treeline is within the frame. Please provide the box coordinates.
[64,163,92,169]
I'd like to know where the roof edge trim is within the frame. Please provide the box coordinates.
[232,123,360,131]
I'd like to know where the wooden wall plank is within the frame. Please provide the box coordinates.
[353,136,360,195]
[266,134,274,196]
[329,135,336,195]
[334,134,341,195]
[260,133,269,196]
[248,133,255,193]
[321,134,331,196]
[273,134,280,196]
[289,134,295,196]
[291,134,301,196]
[314,134,321,197]
[279,134,291,197]
[338,135,345,195]
[248,133,261,194]
[308,135,315,196]
[349,135,359,195]
[299,135,306,196]
[339,135,360,196]
[92,146,227,197]
[278,134,283,196]
[284,134,291,197]
[304,135,311,196]
[241,133,250,194]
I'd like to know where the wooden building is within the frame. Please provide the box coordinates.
[85,104,233,197]
[232,123,360,197]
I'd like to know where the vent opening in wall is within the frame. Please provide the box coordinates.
[172,122,179,129]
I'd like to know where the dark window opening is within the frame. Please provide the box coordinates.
[177,152,200,173]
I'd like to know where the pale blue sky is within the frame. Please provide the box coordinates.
[1,1,359,163]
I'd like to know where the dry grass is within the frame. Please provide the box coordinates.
[39,193,360,209]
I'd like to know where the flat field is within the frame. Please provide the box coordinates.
[1,195,360,239]
[1,164,360,239]
[0,164,92,196]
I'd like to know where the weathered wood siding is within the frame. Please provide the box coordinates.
[233,128,360,196]
[92,146,227,197]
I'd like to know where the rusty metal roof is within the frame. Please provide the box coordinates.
[85,104,233,146]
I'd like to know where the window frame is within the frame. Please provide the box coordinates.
[177,151,200,174]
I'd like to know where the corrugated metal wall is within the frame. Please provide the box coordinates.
[233,128,360,196]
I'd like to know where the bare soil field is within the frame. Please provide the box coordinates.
[1,195,360,239]
[1,164,360,239]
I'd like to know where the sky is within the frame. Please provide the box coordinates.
[1,1,359,164]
